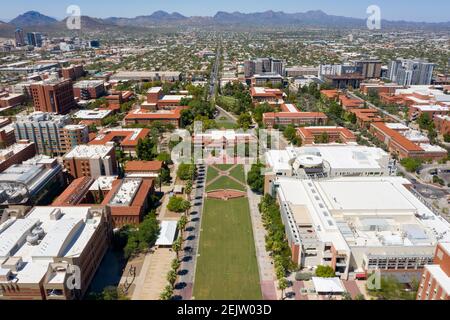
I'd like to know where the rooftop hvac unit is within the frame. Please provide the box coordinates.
[26,233,39,245]
[49,208,62,221]
[31,226,45,239]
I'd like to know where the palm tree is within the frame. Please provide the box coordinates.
[172,237,182,260]
[278,278,288,300]
[160,285,173,300]
[167,270,177,287]
[177,216,188,238]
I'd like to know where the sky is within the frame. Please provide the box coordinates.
[1,0,450,23]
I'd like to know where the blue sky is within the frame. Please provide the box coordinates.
[2,0,449,22]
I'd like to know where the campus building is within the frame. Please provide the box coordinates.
[264,145,395,188]
[30,78,76,115]
[250,87,284,105]
[63,144,118,179]
[370,122,447,160]
[14,112,89,156]
[0,156,64,206]
[388,59,435,86]
[0,206,112,300]
[271,176,450,280]
[73,80,106,100]
[0,141,37,173]
[124,108,185,128]
[417,243,450,300]
[89,128,150,156]
[297,127,357,145]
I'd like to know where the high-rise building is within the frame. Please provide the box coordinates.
[245,58,285,78]
[14,28,25,47]
[30,78,76,114]
[26,32,43,47]
[244,60,255,78]
[356,59,382,79]
[388,58,435,85]
[14,112,89,156]
[271,59,285,77]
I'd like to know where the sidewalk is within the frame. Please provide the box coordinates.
[244,165,279,300]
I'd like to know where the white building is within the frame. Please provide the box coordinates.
[273,176,450,281]
[265,145,395,181]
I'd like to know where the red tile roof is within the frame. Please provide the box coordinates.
[125,161,163,172]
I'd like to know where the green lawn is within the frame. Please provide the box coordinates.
[216,121,237,130]
[206,176,246,192]
[194,198,262,300]
[207,166,220,182]
[229,165,246,184]
[214,164,234,172]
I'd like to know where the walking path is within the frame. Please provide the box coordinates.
[132,248,175,300]
[206,164,247,189]
[244,165,278,300]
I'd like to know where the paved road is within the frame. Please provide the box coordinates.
[209,46,221,100]
[174,163,206,300]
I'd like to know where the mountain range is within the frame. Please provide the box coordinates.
[1,10,450,36]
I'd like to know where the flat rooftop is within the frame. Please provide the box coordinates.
[0,206,103,285]
[276,176,450,251]
[74,109,112,119]
[64,144,113,159]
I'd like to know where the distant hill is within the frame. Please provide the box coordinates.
[0,9,449,38]
[105,10,188,27]
[9,11,58,27]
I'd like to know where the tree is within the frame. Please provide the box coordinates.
[247,163,265,194]
[342,291,353,300]
[315,132,330,144]
[172,237,182,259]
[99,286,129,300]
[283,125,302,146]
[417,113,433,131]
[167,269,178,287]
[237,113,253,130]
[167,196,191,213]
[315,265,336,278]
[400,158,423,173]
[177,163,195,181]
[278,278,289,300]
[177,216,188,234]
[136,137,157,161]
[444,133,450,143]
[160,285,173,300]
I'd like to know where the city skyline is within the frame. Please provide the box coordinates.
[1,0,450,23]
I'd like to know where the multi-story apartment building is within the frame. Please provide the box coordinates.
[63,144,118,179]
[31,78,76,115]
[417,243,450,300]
[14,112,89,156]
[388,59,435,86]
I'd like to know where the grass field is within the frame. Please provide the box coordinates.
[206,176,246,192]
[207,166,220,182]
[214,164,234,172]
[193,197,262,300]
[229,165,246,183]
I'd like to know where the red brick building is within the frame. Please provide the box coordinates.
[124,107,185,127]
[62,64,85,81]
[297,126,356,145]
[434,115,450,136]
[250,87,284,105]
[370,122,447,160]
[263,112,328,128]
[31,79,76,114]
[89,128,150,156]
[417,243,450,300]
[0,140,36,173]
